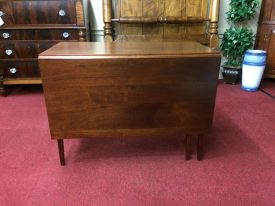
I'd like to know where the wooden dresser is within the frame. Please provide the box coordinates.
[255,0,275,78]
[0,0,87,95]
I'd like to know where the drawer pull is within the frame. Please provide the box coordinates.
[63,32,70,38]
[5,49,13,56]
[0,11,4,17]
[59,10,66,17]
[9,68,17,74]
[264,32,269,41]
[2,32,10,39]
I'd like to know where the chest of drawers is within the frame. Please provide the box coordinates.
[255,0,275,78]
[0,0,87,95]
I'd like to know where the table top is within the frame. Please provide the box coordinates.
[39,41,220,59]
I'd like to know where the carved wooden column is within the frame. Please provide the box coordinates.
[102,0,113,42]
[76,0,86,41]
[209,0,220,49]
[76,0,85,26]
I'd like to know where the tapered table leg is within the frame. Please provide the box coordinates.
[57,139,65,166]
[185,135,191,160]
[197,134,203,160]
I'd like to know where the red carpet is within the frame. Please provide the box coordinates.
[0,80,275,206]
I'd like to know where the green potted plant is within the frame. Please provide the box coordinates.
[220,0,260,84]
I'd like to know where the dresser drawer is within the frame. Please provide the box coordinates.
[0,0,77,25]
[1,61,40,78]
[0,41,56,59]
[0,29,80,41]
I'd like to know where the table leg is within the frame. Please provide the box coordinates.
[197,134,203,160]
[185,135,191,160]
[57,139,65,166]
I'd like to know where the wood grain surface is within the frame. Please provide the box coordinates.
[108,0,211,44]
[0,0,77,25]
[39,42,220,139]
[39,41,219,58]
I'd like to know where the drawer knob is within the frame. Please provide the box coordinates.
[9,68,17,74]
[59,10,66,17]
[264,32,269,41]
[63,32,70,38]
[5,49,13,56]
[273,30,275,34]
[0,11,4,17]
[2,32,10,39]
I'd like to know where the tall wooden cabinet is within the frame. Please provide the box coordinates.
[255,0,275,78]
[0,0,87,95]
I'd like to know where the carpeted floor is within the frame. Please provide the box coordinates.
[0,80,275,206]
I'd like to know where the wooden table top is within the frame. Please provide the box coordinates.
[39,41,220,59]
